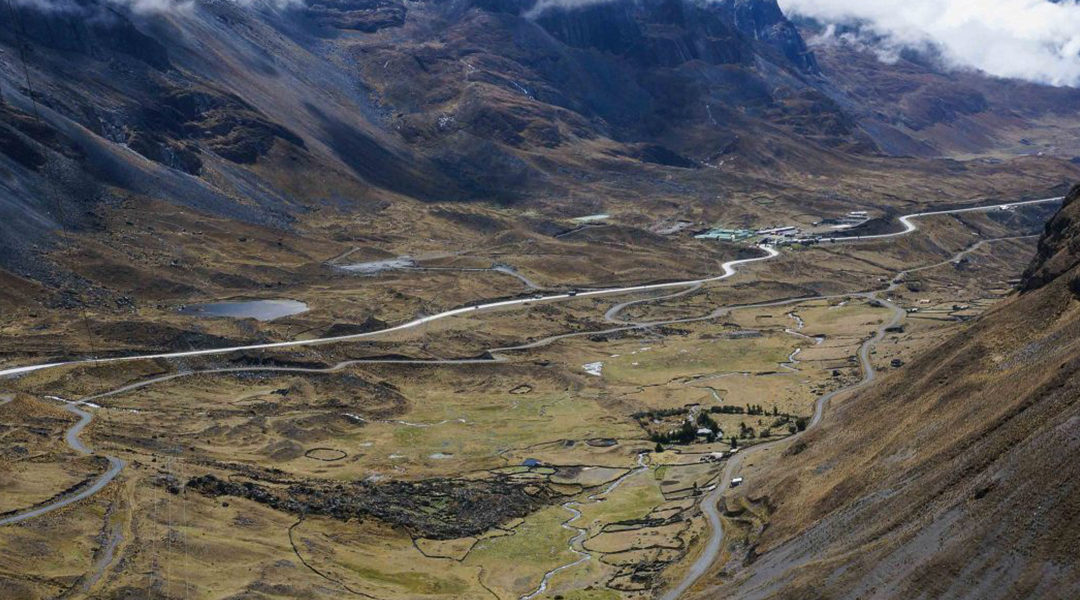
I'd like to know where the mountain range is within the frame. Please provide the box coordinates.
[3,0,1080,297]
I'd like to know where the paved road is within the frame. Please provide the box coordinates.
[0,248,781,379]
[656,227,1045,599]
[0,197,1059,538]
[836,197,1059,242]
[0,197,1060,381]
[659,291,903,600]
[0,400,125,526]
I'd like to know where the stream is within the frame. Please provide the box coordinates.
[520,453,649,600]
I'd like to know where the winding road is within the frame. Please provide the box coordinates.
[0,246,780,380]
[657,231,1044,600]
[0,195,1061,584]
[0,197,1059,382]
[0,399,125,526]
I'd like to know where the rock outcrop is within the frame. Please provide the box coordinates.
[1023,184,1080,292]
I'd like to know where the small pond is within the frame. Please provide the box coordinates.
[178,299,309,321]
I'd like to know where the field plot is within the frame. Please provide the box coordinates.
[0,289,906,598]
[0,207,1050,599]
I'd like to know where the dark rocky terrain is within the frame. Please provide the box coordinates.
[3,0,1079,297]
[1023,185,1080,290]
[795,17,1080,158]
[187,472,557,539]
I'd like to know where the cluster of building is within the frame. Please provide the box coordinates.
[694,228,756,241]
[758,225,822,246]
[694,210,874,247]
[816,210,870,228]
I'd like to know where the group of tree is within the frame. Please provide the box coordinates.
[738,421,756,439]
[786,417,809,435]
[708,405,746,415]
[650,421,699,445]
[696,412,721,434]
[643,403,799,449]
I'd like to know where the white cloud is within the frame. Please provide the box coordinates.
[524,0,613,19]
[11,0,298,15]
[780,0,1080,86]
[12,0,193,13]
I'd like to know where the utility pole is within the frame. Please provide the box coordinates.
[3,0,41,122]
[81,308,97,358]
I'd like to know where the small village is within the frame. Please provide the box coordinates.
[694,210,871,246]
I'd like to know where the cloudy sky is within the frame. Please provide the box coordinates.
[779,0,1080,86]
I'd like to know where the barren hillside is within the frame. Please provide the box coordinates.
[694,185,1080,599]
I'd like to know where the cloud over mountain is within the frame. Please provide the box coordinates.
[780,0,1080,86]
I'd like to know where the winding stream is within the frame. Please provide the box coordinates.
[0,197,1059,600]
[520,453,649,600]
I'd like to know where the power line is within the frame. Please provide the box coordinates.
[82,308,98,357]
[3,0,41,122]
[2,0,64,224]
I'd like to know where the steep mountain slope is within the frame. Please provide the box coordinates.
[797,18,1080,158]
[0,0,829,230]
[1023,186,1080,290]
[0,0,882,308]
[2,0,1080,321]
[693,186,1080,599]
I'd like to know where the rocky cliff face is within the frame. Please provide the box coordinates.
[0,0,851,277]
[2,0,1078,296]
[531,0,815,72]
[714,0,819,72]
[1023,185,1080,292]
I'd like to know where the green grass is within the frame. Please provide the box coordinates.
[466,505,580,595]
[341,561,470,595]
[556,589,622,600]
[603,337,795,385]
[576,471,665,535]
